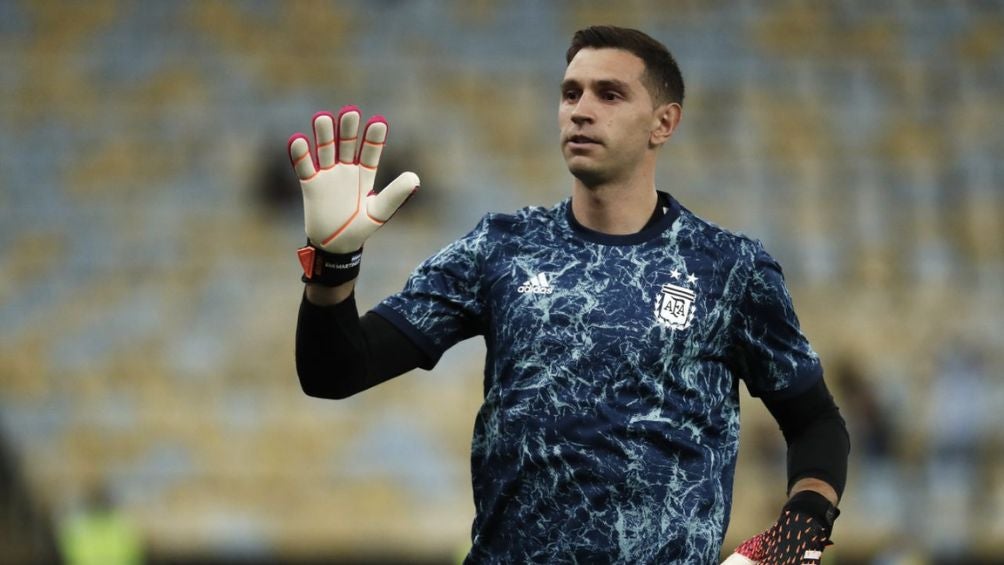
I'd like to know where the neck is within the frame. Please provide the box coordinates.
[570,173,659,235]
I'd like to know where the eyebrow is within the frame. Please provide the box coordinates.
[560,78,632,92]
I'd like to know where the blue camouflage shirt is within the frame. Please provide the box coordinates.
[372,192,822,564]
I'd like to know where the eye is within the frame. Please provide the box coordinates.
[601,90,622,102]
[562,89,580,102]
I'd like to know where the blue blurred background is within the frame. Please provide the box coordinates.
[1,1,1002,563]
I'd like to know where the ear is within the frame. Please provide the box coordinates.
[650,102,682,148]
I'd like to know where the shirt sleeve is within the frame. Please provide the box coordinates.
[370,215,491,366]
[732,243,822,399]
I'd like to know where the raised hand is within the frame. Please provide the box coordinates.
[288,106,419,284]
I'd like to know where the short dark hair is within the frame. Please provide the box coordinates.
[566,25,685,107]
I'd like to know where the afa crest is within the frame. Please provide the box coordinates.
[654,283,696,330]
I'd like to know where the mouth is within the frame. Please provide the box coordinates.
[565,134,601,147]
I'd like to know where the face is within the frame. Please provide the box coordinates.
[559,47,664,187]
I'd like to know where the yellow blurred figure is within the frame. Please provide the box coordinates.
[59,488,142,565]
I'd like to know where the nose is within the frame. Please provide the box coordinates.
[570,94,595,125]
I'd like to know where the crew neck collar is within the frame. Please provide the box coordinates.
[564,191,680,246]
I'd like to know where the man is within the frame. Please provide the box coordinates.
[291,26,849,564]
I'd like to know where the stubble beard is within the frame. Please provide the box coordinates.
[570,168,607,190]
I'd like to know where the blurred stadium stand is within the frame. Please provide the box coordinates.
[0,1,1002,563]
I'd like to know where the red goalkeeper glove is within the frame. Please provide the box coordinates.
[722,491,839,565]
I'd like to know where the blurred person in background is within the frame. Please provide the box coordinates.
[58,484,143,565]
[290,26,848,564]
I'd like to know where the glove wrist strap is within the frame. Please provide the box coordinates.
[784,490,840,531]
[297,243,362,286]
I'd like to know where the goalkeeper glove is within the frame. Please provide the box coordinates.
[288,106,419,286]
[722,491,839,565]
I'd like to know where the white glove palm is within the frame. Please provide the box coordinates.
[288,106,419,254]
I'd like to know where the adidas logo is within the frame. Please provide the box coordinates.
[517,272,554,294]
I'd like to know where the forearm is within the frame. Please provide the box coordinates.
[295,291,428,399]
[296,291,370,398]
[304,280,356,306]
[764,379,850,501]
[782,411,849,503]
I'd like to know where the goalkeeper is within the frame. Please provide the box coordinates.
[291,26,849,565]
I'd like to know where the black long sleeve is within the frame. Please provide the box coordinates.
[763,379,850,499]
[295,292,430,399]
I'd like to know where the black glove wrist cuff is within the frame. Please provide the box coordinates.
[784,490,840,531]
[297,243,362,286]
